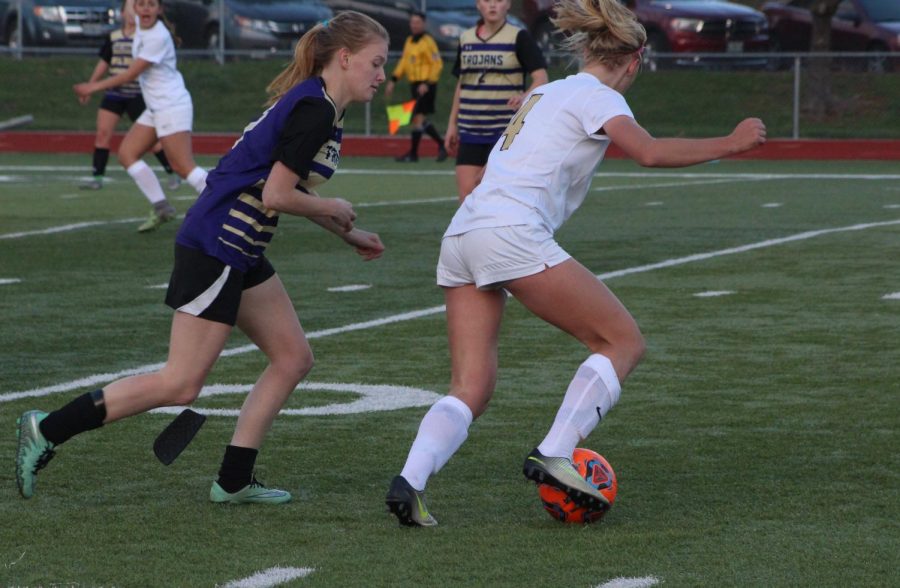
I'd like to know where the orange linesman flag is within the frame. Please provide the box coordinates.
[386,100,416,135]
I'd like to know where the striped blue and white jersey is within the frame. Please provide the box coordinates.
[176,76,342,272]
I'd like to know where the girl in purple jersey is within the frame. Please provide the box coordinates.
[17,11,388,505]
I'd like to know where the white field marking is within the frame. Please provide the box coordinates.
[694,290,735,297]
[0,218,144,240]
[885,204,900,209]
[327,284,372,292]
[593,177,765,192]
[147,283,169,289]
[595,576,661,588]
[3,218,900,405]
[883,292,900,300]
[356,196,456,207]
[762,202,783,208]
[220,566,314,588]
[0,305,445,404]
[645,201,664,206]
[149,381,441,417]
[0,278,22,285]
[174,195,196,201]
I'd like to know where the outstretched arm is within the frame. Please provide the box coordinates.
[73,58,152,100]
[604,115,766,167]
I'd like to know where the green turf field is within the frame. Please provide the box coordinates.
[1,154,898,587]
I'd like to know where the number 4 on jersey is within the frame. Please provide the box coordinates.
[500,93,543,151]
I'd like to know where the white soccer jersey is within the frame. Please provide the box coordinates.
[445,72,634,237]
[132,18,191,112]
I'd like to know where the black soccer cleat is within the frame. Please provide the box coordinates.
[385,475,437,527]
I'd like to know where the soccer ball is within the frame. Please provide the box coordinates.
[538,448,617,524]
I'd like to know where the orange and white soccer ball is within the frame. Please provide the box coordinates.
[538,448,617,524]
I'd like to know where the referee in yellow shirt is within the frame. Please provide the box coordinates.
[385,11,448,162]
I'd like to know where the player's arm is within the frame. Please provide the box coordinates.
[73,58,152,99]
[510,30,549,109]
[262,161,355,230]
[603,115,766,167]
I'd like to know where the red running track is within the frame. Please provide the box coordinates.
[1,131,899,160]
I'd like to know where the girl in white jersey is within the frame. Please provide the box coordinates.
[74,0,208,233]
[386,0,766,526]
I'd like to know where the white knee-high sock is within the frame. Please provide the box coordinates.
[126,160,166,204]
[538,354,622,459]
[185,166,207,193]
[400,395,473,491]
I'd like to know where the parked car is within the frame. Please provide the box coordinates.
[165,0,332,52]
[763,0,899,71]
[322,0,527,53]
[1,0,120,48]
[521,0,771,68]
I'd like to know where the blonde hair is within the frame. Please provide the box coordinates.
[552,0,646,68]
[265,11,389,106]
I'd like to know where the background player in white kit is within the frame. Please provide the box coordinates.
[386,0,767,526]
[75,0,207,232]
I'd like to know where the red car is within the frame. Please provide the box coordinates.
[521,0,771,68]
[763,0,900,71]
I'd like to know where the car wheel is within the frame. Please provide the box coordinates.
[533,20,563,63]
[865,42,889,73]
[643,32,669,72]
[5,19,19,49]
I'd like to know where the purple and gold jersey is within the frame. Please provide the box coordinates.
[100,30,142,99]
[176,77,342,272]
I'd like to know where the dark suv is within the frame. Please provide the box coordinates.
[1,0,119,48]
[165,0,332,51]
[763,0,899,71]
[522,0,770,68]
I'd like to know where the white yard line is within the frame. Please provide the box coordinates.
[0,218,144,240]
[2,218,898,405]
[220,567,314,588]
[595,576,661,588]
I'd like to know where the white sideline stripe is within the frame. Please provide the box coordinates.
[762,202,784,208]
[327,284,372,292]
[0,278,21,285]
[220,566,314,588]
[595,576,661,588]
[2,219,898,405]
[593,177,764,192]
[883,292,900,300]
[694,290,735,297]
[0,218,143,240]
[3,165,900,181]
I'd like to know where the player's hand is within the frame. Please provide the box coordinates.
[73,82,94,100]
[417,83,428,96]
[730,118,766,153]
[507,93,526,111]
[343,229,384,261]
[384,80,395,99]
[328,198,356,232]
[444,127,459,157]
[78,95,91,106]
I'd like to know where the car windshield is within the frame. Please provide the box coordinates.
[860,0,900,22]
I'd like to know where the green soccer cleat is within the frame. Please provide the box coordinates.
[385,475,438,527]
[209,476,291,504]
[137,206,177,233]
[523,447,610,511]
[16,410,56,499]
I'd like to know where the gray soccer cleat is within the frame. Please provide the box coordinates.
[385,475,437,527]
[523,447,610,511]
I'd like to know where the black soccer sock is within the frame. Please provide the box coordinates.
[92,148,110,177]
[423,121,444,145]
[410,129,423,157]
[217,445,259,493]
[39,389,107,446]
[154,149,174,174]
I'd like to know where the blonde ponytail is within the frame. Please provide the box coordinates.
[552,0,646,67]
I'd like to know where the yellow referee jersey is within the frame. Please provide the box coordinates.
[391,33,443,83]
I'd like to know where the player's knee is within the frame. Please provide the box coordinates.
[274,345,314,385]
[159,372,206,406]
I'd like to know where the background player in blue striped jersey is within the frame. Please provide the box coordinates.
[17,11,388,504]
[444,0,548,202]
[78,0,180,192]
[387,0,765,526]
